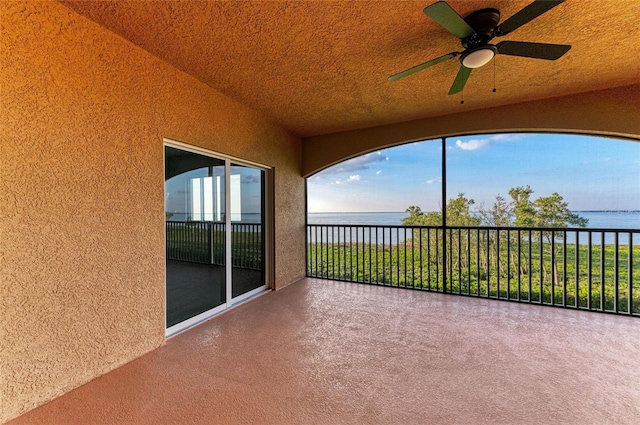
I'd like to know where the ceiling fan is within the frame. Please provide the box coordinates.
[389,0,571,95]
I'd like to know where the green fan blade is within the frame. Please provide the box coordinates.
[388,52,457,82]
[497,41,571,60]
[423,2,474,39]
[448,66,472,95]
[497,0,565,36]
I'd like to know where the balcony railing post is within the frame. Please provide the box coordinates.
[209,221,214,265]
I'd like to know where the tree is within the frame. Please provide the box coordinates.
[533,193,588,229]
[446,193,481,226]
[404,188,588,291]
[479,194,515,277]
[479,194,512,227]
[402,205,441,226]
[509,186,536,227]
[529,191,588,289]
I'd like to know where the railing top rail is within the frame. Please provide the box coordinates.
[306,223,640,233]
[167,221,261,225]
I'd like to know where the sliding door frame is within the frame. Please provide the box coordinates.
[164,138,273,337]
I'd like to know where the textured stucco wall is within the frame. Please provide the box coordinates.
[0,2,304,422]
[302,84,640,176]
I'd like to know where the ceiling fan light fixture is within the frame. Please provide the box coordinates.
[461,45,497,68]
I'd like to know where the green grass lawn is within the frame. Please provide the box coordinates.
[307,238,640,315]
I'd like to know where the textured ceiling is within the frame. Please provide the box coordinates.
[61,0,640,137]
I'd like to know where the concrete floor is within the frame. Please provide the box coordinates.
[9,278,640,425]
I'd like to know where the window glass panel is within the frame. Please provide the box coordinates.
[165,146,226,327]
[230,164,265,298]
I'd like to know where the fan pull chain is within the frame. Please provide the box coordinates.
[492,57,497,93]
[460,67,465,104]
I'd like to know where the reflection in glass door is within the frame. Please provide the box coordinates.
[164,143,269,335]
[230,164,265,298]
[165,147,226,329]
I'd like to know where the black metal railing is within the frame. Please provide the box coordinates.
[166,221,262,270]
[306,224,639,316]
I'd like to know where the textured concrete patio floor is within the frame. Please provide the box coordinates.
[10,278,640,425]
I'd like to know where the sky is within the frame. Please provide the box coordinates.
[307,133,640,213]
[166,163,263,219]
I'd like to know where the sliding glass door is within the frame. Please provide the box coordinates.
[164,143,268,335]
[230,164,265,298]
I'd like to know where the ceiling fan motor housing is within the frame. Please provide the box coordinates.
[461,8,501,49]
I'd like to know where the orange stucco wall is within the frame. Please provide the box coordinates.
[0,2,305,422]
[302,84,640,176]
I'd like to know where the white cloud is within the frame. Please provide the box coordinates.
[376,170,382,175]
[322,151,389,174]
[241,174,261,184]
[426,177,442,184]
[454,133,525,151]
[489,133,525,142]
[332,174,362,185]
[455,139,490,150]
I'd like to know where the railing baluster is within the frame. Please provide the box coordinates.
[409,228,414,288]
[600,231,605,311]
[435,228,439,291]
[427,228,431,290]
[331,225,335,279]
[551,230,556,306]
[614,231,619,313]
[496,229,501,299]
[356,226,360,283]
[587,232,593,310]
[382,227,386,285]
[377,227,381,284]
[457,228,461,294]
[526,230,531,303]
[368,227,372,283]
[360,227,364,283]
[629,232,634,316]
[349,226,353,280]
[486,229,491,298]
[467,229,471,295]
[517,229,521,301]
[449,228,453,294]
[563,230,567,307]
[397,227,400,287]
[419,228,423,289]
[575,231,579,308]
[178,222,183,261]
[539,230,544,304]
[477,228,481,296]
[339,226,343,280]
[361,227,365,283]
[507,229,511,300]
[324,225,328,279]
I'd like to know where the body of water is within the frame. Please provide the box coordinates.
[307,211,640,245]
[308,211,640,229]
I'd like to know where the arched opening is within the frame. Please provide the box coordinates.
[305,133,639,315]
